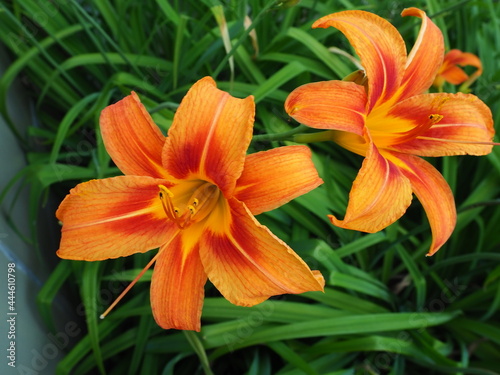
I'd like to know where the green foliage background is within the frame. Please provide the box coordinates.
[1,0,499,374]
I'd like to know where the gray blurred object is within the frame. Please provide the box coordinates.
[0,45,82,375]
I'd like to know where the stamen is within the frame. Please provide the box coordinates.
[158,182,220,229]
[391,113,443,144]
[416,136,500,146]
[187,184,220,223]
[100,229,181,319]
[159,185,187,229]
[158,186,177,220]
[100,251,161,319]
[389,95,450,145]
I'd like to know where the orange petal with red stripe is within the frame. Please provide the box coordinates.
[329,141,413,232]
[56,176,176,261]
[399,8,444,100]
[200,198,324,306]
[162,77,254,196]
[438,49,483,85]
[150,234,207,331]
[100,92,168,178]
[285,80,366,136]
[387,93,494,156]
[389,152,456,256]
[234,146,323,215]
[313,10,406,110]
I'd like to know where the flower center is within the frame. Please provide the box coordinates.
[158,182,220,229]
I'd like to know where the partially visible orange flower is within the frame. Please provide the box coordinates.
[56,77,324,331]
[433,49,483,91]
[285,8,495,256]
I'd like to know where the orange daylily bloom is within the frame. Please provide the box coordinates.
[285,8,495,256]
[56,77,325,331]
[433,49,483,90]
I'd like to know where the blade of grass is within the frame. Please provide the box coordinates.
[81,262,106,375]
[183,331,215,375]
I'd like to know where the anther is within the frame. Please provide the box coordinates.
[428,114,443,123]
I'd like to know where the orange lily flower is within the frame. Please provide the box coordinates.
[433,49,483,90]
[285,8,495,256]
[56,77,324,331]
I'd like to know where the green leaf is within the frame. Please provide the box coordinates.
[202,311,460,350]
[81,262,106,375]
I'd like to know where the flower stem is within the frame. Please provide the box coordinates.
[252,124,309,143]
[293,130,333,144]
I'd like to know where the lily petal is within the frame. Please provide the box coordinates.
[329,140,413,232]
[437,49,483,85]
[313,10,406,110]
[234,146,323,215]
[100,92,168,179]
[162,77,254,196]
[438,65,469,86]
[389,152,456,256]
[399,8,444,100]
[448,50,482,70]
[150,235,206,331]
[200,198,324,306]
[56,176,175,260]
[387,93,494,156]
[285,80,367,136]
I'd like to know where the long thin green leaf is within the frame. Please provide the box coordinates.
[81,262,106,375]
[202,311,460,350]
[183,331,215,375]
[49,93,99,164]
